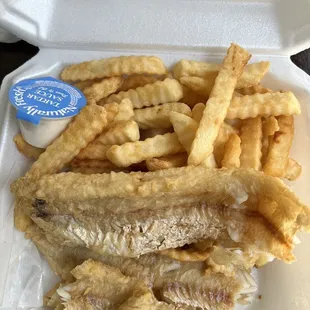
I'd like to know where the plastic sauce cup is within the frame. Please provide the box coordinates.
[9,77,86,148]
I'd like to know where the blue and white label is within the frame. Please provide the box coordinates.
[9,77,86,124]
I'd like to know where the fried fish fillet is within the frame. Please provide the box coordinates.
[30,202,300,262]
[28,226,254,310]
[13,167,310,261]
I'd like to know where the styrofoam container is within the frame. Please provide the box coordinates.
[1,1,310,309]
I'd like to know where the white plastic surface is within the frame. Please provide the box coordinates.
[0,48,310,310]
[1,0,310,55]
[0,27,19,43]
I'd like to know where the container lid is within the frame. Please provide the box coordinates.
[9,77,86,124]
[0,0,310,55]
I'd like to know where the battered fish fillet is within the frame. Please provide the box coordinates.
[51,260,177,310]
[28,226,255,310]
[28,202,288,261]
[14,167,310,261]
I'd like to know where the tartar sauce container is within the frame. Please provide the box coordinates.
[9,77,86,148]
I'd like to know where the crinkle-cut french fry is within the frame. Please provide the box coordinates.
[201,153,218,168]
[134,102,191,130]
[159,247,211,262]
[221,133,241,168]
[61,56,167,81]
[140,128,173,140]
[70,159,122,174]
[181,74,272,99]
[106,133,184,167]
[263,116,294,177]
[172,59,220,80]
[192,103,206,123]
[104,102,119,124]
[76,142,111,160]
[14,134,45,160]
[236,84,273,96]
[118,75,165,92]
[73,79,101,91]
[238,61,270,88]
[188,44,251,165]
[170,112,198,154]
[95,120,140,145]
[106,99,134,128]
[180,85,207,108]
[26,105,107,179]
[104,78,183,108]
[261,116,280,165]
[173,59,270,88]
[263,116,279,136]
[71,158,116,169]
[226,92,301,119]
[83,77,123,104]
[146,153,187,171]
[285,158,302,181]
[180,76,214,98]
[213,123,239,166]
[240,117,263,170]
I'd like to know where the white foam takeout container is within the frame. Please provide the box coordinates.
[1,1,310,309]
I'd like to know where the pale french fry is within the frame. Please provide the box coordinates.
[263,116,294,177]
[285,158,302,181]
[261,116,280,165]
[201,153,218,168]
[239,61,270,88]
[213,123,239,166]
[83,77,123,104]
[106,133,184,167]
[240,117,263,170]
[107,99,134,127]
[26,105,107,179]
[146,153,187,171]
[61,56,167,81]
[188,44,251,165]
[172,59,220,80]
[192,103,206,123]
[173,59,270,88]
[263,116,279,136]
[76,142,111,160]
[104,78,183,108]
[236,84,273,96]
[134,102,191,129]
[104,102,119,123]
[170,112,198,153]
[180,85,207,108]
[14,134,45,160]
[70,158,117,169]
[95,120,140,145]
[226,92,301,119]
[140,128,173,140]
[159,247,211,262]
[118,75,165,92]
[180,76,214,97]
[73,79,101,91]
[221,134,241,168]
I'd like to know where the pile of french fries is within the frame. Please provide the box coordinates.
[15,45,302,181]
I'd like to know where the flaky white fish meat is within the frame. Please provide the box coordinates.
[29,225,255,310]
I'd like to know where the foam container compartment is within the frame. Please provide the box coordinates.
[1,0,310,309]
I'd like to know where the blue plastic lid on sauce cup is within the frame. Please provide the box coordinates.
[9,77,86,148]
